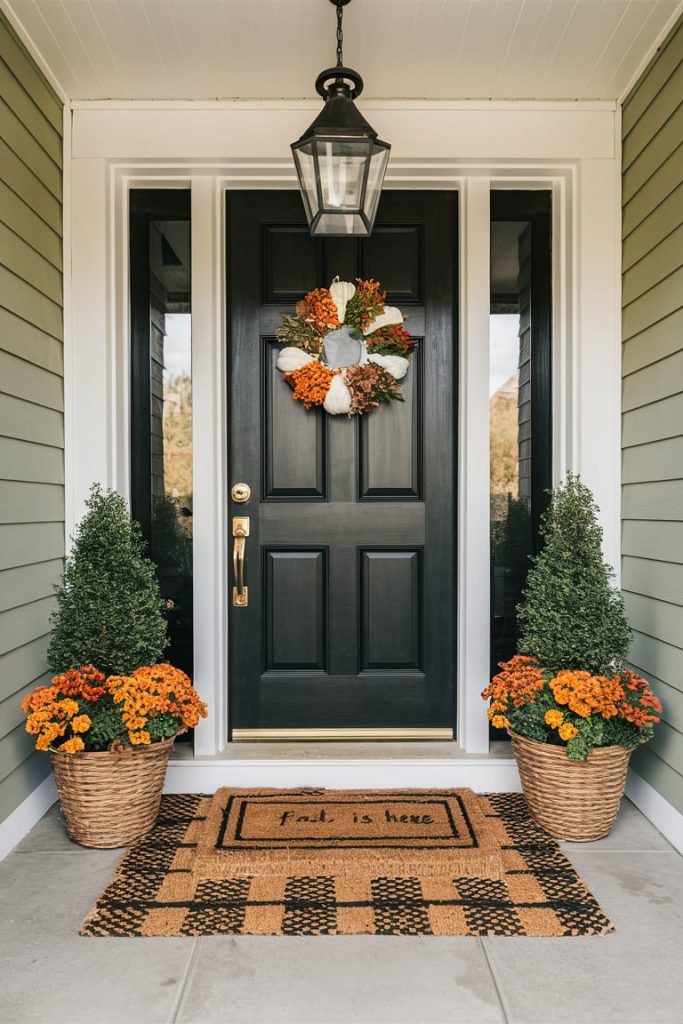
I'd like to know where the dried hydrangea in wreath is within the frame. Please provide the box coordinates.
[276,277,414,416]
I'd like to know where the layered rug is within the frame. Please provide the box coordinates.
[81,790,614,937]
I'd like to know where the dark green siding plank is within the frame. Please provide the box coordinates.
[630,745,683,816]
[622,224,683,307]
[622,521,683,564]
[0,139,61,234]
[623,62,683,170]
[0,751,52,824]
[0,636,50,703]
[622,349,683,411]
[0,307,63,375]
[0,673,50,741]
[0,59,61,165]
[623,104,683,205]
[0,437,63,484]
[622,307,683,374]
[0,351,63,411]
[0,19,62,131]
[622,266,683,340]
[0,394,64,447]
[0,180,62,270]
[622,144,683,235]
[0,722,36,786]
[622,480,683,520]
[0,99,61,200]
[0,482,65,525]
[0,266,62,340]
[0,222,62,304]
[0,560,62,613]
[0,523,64,571]
[623,20,683,134]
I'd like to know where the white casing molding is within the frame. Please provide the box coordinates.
[64,99,622,770]
[0,774,57,861]
[625,770,683,855]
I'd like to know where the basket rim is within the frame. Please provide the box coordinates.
[50,735,177,761]
[507,729,633,759]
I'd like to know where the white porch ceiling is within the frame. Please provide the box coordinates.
[5,0,682,102]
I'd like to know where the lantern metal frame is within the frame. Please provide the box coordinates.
[290,0,391,237]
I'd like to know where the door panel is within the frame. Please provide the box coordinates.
[227,190,457,733]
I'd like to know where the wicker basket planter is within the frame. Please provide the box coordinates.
[51,737,175,848]
[509,730,632,842]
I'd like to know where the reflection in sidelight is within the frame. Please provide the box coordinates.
[490,220,534,677]
[131,196,193,677]
[149,221,193,673]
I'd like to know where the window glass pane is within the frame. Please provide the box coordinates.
[131,195,193,680]
[490,220,534,678]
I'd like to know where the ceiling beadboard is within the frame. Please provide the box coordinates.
[4,0,682,102]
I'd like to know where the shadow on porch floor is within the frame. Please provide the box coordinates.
[1,797,682,1023]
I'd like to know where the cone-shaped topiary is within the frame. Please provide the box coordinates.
[517,474,631,675]
[48,485,168,675]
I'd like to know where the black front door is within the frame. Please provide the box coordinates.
[227,190,458,736]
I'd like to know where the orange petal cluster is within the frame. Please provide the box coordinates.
[481,655,545,721]
[549,670,625,720]
[108,663,208,746]
[285,361,335,409]
[296,288,340,335]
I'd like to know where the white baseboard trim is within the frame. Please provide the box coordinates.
[164,758,522,793]
[625,769,683,855]
[0,774,58,861]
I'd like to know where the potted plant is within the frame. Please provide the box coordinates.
[482,475,662,841]
[22,485,207,848]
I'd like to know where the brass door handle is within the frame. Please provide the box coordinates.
[232,516,250,607]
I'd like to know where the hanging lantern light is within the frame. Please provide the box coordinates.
[291,0,391,237]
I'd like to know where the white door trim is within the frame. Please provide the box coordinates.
[66,101,621,762]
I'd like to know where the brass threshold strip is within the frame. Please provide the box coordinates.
[231,728,454,743]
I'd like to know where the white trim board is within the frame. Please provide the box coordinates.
[0,774,57,861]
[625,769,683,855]
[164,757,522,794]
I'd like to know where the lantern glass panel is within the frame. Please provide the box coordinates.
[314,211,369,236]
[292,141,318,221]
[317,140,370,211]
[363,145,390,220]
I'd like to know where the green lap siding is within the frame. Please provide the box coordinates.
[0,12,63,830]
[622,16,683,817]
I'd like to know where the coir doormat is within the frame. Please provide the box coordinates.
[81,791,614,937]
[191,787,503,879]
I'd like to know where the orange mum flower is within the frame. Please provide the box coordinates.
[296,288,340,335]
[286,361,335,409]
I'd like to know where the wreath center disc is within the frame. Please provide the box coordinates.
[322,326,366,369]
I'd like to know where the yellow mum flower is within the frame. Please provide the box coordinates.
[544,709,564,729]
[59,736,85,753]
[129,730,151,745]
[559,723,578,741]
[491,714,510,729]
[71,715,91,733]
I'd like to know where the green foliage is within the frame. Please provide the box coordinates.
[517,475,631,675]
[48,485,168,676]
[491,495,532,579]
[277,315,321,355]
[151,495,192,573]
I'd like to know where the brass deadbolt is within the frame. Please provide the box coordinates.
[231,482,252,504]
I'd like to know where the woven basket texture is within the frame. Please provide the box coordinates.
[509,731,632,842]
[51,737,174,848]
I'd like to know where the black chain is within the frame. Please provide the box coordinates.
[336,1,344,67]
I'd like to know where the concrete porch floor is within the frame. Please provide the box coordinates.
[1,798,682,1024]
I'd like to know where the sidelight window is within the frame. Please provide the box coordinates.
[130,191,193,677]
[489,192,552,697]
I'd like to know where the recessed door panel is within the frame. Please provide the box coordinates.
[265,549,327,671]
[359,340,423,500]
[263,339,327,500]
[360,549,423,671]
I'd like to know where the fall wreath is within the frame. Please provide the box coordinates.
[276,277,413,416]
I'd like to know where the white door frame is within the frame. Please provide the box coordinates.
[66,100,621,760]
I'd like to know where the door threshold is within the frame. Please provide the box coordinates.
[231,728,454,742]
